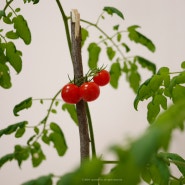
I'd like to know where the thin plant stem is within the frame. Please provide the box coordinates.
[85,102,96,157]
[55,0,72,58]
[80,18,126,59]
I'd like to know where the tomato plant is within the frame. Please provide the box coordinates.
[79,82,100,102]
[61,83,81,104]
[93,69,110,86]
[1,1,185,185]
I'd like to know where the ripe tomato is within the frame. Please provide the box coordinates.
[61,83,81,104]
[93,69,110,86]
[79,82,100,102]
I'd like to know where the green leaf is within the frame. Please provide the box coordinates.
[15,127,26,138]
[14,145,30,167]
[135,56,156,74]
[103,7,124,20]
[113,24,119,31]
[158,152,185,176]
[109,62,122,89]
[5,42,22,73]
[147,101,160,123]
[121,43,130,52]
[88,42,101,69]
[6,30,19,39]
[57,158,103,185]
[134,78,151,110]
[153,94,167,110]
[3,16,12,24]
[181,61,185,69]
[30,142,46,167]
[0,63,11,89]
[172,85,185,103]
[128,71,141,93]
[0,10,5,18]
[117,32,122,42]
[128,25,155,52]
[15,8,21,13]
[49,122,67,156]
[51,109,57,114]
[0,153,14,168]
[148,75,163,92]
[106,46,116,61]
[62,103,78,125]
[0,121,28,138]
[81,27,89,47]
[13,15,31,45]
[13,97,32,116]
[149,156,170,185]
[22,174,53,185]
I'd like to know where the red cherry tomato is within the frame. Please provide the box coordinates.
[93,70,110,86]
[61,83,81,104]
[79,82,100,102]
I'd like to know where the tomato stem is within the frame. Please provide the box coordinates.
[85,102,97,157]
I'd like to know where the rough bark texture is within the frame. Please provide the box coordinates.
[71,9,89,162]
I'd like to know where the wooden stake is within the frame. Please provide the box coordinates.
[71,9,89,162]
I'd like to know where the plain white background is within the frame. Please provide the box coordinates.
[1,0,185,184]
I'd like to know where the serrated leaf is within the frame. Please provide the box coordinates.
[6,30,19,39]
[13,97,32,116]
[57,158,103,185]
[81,27,89,47]
[14,145,30,167]
[103,6,124,20]
[158,152,185,176]
[147,101,160,123]
[148,75,163,92]
[88,42,101,69]
[22,174,53,185]
[49,122,67,156]
[13,15,31,45]
[128,25,155,52]
[149,156,170,185]
[5,42,22,73]
[135,56,156,74]
[154,94,167,110]
[134,78,151,110]
[62,103,78,125]
[0,153,14,168]
[0,121,28,138]
[109,62,121,89]
[172,85,185,103]
[106,46,116,61]
[30,142,45,167]
[0,63,11,88]
[128,71,141,93]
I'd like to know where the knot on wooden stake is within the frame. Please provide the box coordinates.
[71,9,80,38]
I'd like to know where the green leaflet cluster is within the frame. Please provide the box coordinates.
[134,62,185,124]
[0,2,33,89]
[20,99,185,185]
[0,98,67,169]
[81,7,156,93]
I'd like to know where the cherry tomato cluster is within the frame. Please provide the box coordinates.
[61,69,110,104]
